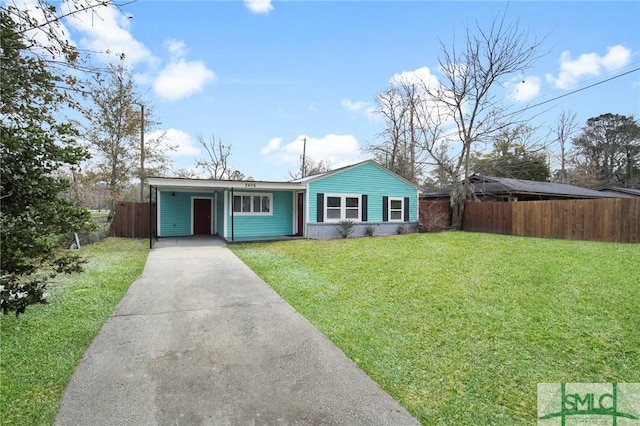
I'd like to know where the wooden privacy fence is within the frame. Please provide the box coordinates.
[462,198,640,243]
[109,202,156,238]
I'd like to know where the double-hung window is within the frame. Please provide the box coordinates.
[324,194,361,221]
[232,193,272,215]
[388,197,404,221]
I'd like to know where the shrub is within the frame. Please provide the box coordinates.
[396,224,406,234]
[364,225,375,237]
[419,201,451,232]
[338,220,355,238]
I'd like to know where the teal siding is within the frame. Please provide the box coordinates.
[159,191,215,237]
[226,190,293,239]
[308,162,417,223]
[216,191,225,235]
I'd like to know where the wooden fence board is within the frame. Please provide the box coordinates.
[109,202,156,238]
[455,198,639,243]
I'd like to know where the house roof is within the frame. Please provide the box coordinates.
[150,160,421,192]
[290,159,422,189]
[422,175,632,199]
[598,187,640,197]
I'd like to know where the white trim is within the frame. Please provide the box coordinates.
[147,177,303,191]
[191,196,214,235]
[324,193,362,222]
[230,192,274,216]
[388,197,404,222]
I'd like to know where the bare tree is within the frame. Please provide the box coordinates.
[369,80,427,184]
[424,144,455,189]
[423,15,543,228]
[195,134,245,180]
[289,156,332,180]
[553,111,577,183]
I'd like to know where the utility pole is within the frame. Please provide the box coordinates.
[301,137,307,178]
[139,103,145,202]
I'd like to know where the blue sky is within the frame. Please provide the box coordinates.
[28,1,640,180]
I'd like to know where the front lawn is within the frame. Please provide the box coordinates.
[231,232,640,425]
[0,238,148,426]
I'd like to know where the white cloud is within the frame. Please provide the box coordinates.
[244,0,273,14]
[341,99,368,112]
[153,40,215,101]
[601,45,633,70]
[260,134,365,168]
[260,137,282,155]
[384,66,458,126]
[154,60,215,101]
[506,76,541,103]
[147,128,201,158]
[341,99,378,120]
[64,0,156,66]
[390,66,440,89]
[545,45,632,89]
[165,39,187,57]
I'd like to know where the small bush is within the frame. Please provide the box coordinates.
[419,201,451,232]
[364,225,375,237]
[396,224,406,234]
[0,276,48,316]
[338,220,355,238]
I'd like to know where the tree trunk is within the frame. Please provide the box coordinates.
[449,179,465,230]
[451,196,465,230]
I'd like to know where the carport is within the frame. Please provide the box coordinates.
[148,177,306,244]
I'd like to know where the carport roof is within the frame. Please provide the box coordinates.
[148,177,304,192]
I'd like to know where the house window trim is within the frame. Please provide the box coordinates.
[231,192,273,216]
[388,197,405,222]
[324,193,362,222]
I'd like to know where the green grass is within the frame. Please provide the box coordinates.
[0,238,148,426]
[230,232,640,425]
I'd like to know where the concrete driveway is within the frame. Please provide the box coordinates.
[55,237,420,426]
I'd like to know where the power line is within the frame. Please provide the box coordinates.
[507,67,640,118]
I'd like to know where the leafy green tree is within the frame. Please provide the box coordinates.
[472,125,550,181]
[84,62,170,207]
[1,9,93,316]
[569,113,640,188]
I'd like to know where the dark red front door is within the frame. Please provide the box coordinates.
[297,193,304,236]
[193,198,211,235]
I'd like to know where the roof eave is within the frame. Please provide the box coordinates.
[147,177,304,191]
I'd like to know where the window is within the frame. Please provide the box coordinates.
[389,197,404,221]
[324,194,361,222]
[232,193,272,215]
